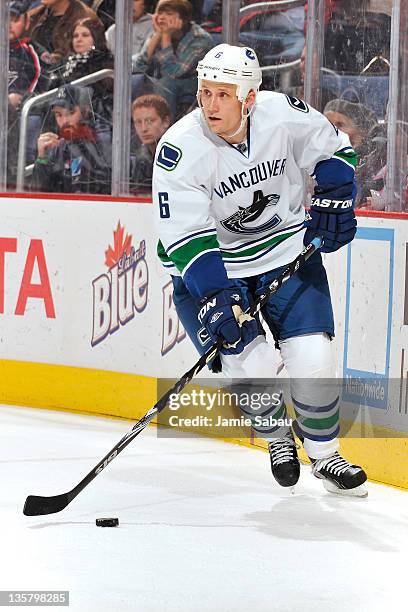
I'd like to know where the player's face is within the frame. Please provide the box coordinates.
[53,106,83,130]
[9,15,26,41]
[133,106,170,146]
[324,110,363,148]
[200,81,254,140]
[72,25,94,54]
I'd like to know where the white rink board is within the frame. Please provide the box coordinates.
[325,217,408,432]
[1,197,408,402]
[346,237,390,374]
[325,220,401,382]
[0,196,198,378]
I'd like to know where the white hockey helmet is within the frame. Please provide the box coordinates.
[197,44,262,102]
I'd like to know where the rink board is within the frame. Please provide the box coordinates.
[0,194,407,489]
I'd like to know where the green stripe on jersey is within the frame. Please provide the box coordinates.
[334,149,358,168]
[159,234,220,273]
[157,229,300,271]
[221,229,298,259]
[157,240,171,264]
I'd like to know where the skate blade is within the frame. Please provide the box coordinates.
[323,480,368,498]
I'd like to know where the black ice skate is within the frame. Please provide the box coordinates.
[311,452,368,497]
[268,431,300,488]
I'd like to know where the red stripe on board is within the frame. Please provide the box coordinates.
[0,192,152,204]
[1,193,407,218]
[356,209,408,220]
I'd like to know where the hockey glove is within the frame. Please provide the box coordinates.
[198,288,259,355]
[304,182,357,253]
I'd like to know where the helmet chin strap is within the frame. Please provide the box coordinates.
[221,101,253,139]
[197,91,256,141]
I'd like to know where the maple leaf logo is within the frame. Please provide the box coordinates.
[105,221,133,268]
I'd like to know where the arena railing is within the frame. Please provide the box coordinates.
[239,0,305,16]
[16,69,114,192]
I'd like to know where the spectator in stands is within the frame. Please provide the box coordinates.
[324,98,387,207]
[8,1,41,189]
[9,0,41,109]
[28,0,99,69]
[47,17,114,144]
[132,0,213,116]
[106,0,153,58]
[323,99,378,149]
[131,94,171,191]
[49,18,113,95]
[31,84,111,194]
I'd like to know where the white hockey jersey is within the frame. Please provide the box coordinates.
[153,90,356,289]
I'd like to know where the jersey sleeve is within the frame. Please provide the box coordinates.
[153,134,230,299]
[288,98,358,189]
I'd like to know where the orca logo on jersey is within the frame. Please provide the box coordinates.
[245,49,256,60]
[156,142,182,171]
[285,95,309,113]
[221,190,281,235]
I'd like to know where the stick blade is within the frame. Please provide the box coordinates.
[23,493,71,516]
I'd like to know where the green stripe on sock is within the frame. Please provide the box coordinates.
[296,410,339,431]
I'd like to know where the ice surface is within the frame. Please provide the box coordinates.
[1,405,407,612]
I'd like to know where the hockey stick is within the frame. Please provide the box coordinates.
[23,236,323,516]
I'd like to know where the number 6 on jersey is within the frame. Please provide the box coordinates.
[158,192,170,218]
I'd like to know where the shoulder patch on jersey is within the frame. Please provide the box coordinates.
[156,142,182,171]
[285,95,309,113]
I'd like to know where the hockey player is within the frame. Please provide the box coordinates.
[153,44,367,497]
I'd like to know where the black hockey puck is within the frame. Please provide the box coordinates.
[96,517,119,527]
